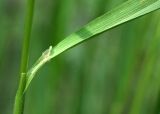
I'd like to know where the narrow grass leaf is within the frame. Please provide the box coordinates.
[25,0,160,92]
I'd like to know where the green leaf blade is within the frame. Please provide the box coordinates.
[25,0,160,92]
[51,0,160,58]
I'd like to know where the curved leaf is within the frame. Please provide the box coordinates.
[24,0,160,92]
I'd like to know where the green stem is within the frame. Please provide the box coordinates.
[129,15,160,114]
[13,0,35,114]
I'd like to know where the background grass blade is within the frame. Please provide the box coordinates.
[129,14,160,114]
[1,0,160,114]
[25,0,160,92]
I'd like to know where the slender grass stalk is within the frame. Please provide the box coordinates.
[109,23,139,114]
[49,0,73,113]
[129,14,160,114]
[13,0,35,114]
[154,58,160,114]
[109,16,151,114]
[152,18,160,114]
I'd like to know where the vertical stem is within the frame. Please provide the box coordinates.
[129,15,160,114]
[13,0,35,114]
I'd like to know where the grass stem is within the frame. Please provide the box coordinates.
[13,0,35,114]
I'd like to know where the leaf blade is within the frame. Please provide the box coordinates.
[51,0,160,58]
[25,0,160,92]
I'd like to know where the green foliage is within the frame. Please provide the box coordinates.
[0,0,160,114]
[25,0,160,93]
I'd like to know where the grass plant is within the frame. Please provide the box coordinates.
[0,0,159,114]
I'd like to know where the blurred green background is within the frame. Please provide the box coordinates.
[0,0,160,114]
